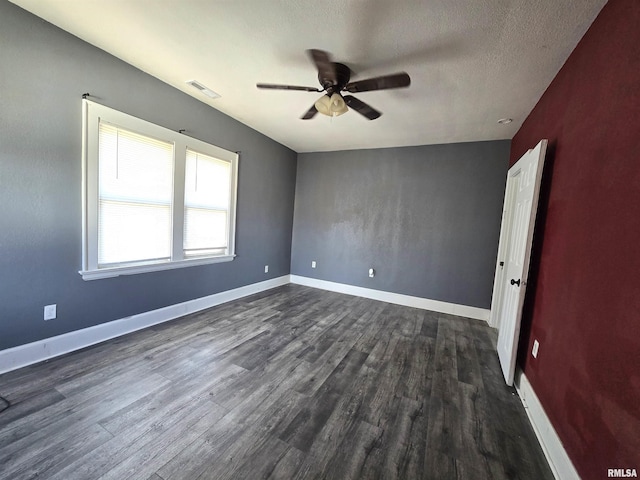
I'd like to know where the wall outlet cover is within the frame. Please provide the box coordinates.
[44,304,57,321]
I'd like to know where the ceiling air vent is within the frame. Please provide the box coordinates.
[186,80,221,99]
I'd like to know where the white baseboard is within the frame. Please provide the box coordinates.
[514,370,580,480]
[0,275,290,375]
[289,275,490,322]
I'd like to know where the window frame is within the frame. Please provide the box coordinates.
[80,99,238,280]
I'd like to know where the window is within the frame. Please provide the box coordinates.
[81,100,238,280]
[183,149,232,257]
[97,123,174,266]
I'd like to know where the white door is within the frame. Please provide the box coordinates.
[489,149,532,330]
[495,140,548,386]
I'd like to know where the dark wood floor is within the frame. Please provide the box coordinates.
[0,285,553,480]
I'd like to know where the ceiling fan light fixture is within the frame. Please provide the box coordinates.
[314,94,332,116]
[329,93,348,116]
[315,93,348,117]
[258,49,409,120]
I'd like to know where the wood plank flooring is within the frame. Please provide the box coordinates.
[0,285,553,479]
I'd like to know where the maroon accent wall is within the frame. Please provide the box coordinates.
[510,1,640,478]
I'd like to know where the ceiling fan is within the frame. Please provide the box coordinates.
[257,49,411,120]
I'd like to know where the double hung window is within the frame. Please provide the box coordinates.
[81,100,238,280]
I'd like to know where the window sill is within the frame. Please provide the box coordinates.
[79,254,236,281]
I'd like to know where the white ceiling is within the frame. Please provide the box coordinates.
[11,0,606,153]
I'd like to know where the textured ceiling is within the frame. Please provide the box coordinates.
[10,0,606,153]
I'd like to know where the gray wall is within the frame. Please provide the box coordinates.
[291,141,510,309]
[0,2,297,350]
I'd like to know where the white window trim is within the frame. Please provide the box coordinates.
[80,99,238,280]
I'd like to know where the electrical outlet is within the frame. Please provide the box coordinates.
[264,265,269,273]
[368,268,375,278]
[311,261,316,268]
[44,304,57,321]
[532,339,540,358]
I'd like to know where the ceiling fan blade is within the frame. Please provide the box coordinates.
[343,95,381,120]
[307,49,337,85]
[301,104,318,120]
[257,83,321,92]
[345,72,410,93]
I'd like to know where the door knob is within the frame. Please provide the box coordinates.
[510,278,521,287]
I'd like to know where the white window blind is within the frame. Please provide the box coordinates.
[98,122,174,266]
[183,149,231,257]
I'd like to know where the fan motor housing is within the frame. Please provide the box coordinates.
[320,62,351,94]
